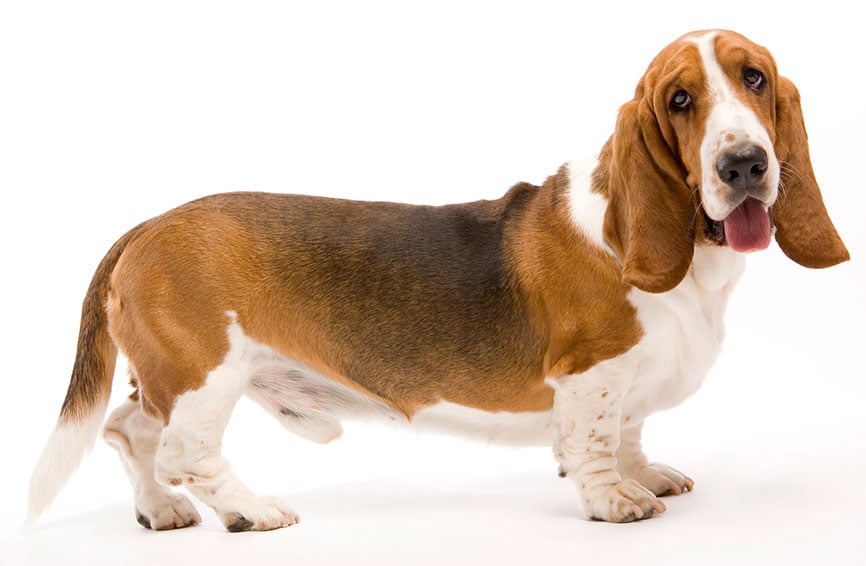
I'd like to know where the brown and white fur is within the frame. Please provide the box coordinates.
[28,30,849,530]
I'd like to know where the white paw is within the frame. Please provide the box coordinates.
[581,479,666,523]
[218,495,301,532]
[623,463,694,497]
[135,492,202,530]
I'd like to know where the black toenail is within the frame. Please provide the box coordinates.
[227,515,254,532]
[136,511,152,530]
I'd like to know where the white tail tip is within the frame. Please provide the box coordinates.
[27,410,105,527]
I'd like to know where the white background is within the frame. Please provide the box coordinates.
[2,1,864,564]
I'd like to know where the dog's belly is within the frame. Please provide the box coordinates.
[411,402,555,446]
[242,333,554,446]
[247,362,555,446]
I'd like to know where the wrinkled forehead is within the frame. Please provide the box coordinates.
[639,30,776,91]
[691,30,776,77]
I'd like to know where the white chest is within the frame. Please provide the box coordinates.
[620,246,744,421]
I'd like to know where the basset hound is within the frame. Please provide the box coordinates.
[28,29,849,530]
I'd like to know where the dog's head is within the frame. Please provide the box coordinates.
[599,29,849,293]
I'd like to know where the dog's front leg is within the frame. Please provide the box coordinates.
[551,371,665,523]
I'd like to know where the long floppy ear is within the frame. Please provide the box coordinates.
[772,77,849,267]
[603,98,695,293]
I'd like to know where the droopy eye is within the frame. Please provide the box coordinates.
[670,90,692,111]
[744,68,764,91]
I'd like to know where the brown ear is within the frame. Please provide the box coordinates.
[603,98,695,293]
[772,77,849,267]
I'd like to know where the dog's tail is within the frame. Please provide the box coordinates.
[27,222,147,527]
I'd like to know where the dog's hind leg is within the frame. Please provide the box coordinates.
[103,396,202,530]
[153,321,300,532]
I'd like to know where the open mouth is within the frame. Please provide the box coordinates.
[703,197,773,252]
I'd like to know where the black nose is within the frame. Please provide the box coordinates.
[716,145,768,190]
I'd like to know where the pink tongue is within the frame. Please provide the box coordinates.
[723,198,772,252]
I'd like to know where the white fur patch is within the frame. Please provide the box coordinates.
[566,157,614,253]
[27,406,107,526]
[622,245,743,423]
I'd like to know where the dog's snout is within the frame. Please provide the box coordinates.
[716,145,768,191]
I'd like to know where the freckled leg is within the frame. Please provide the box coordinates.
[103,398,202,530]
[616,423,694,497]
[551,373,665,523]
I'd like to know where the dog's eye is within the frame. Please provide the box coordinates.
[670,90,692,112]
[744,68,764,91]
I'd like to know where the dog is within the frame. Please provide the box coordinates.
[28,29,848,531]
